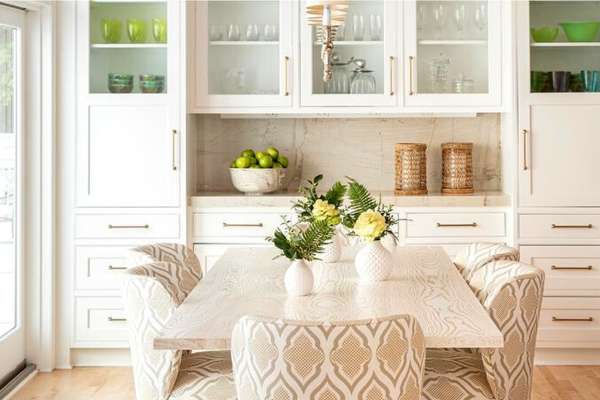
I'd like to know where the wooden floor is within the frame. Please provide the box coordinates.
[9,365,600,399]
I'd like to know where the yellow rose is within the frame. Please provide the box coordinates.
[353,210,387,241]
[312,199,340,225]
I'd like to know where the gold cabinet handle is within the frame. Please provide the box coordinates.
[389,56,395,96]
[223,222,264,228]
[522,129,528,171]
[436,222,478,228]
[408,56,415,96]
[172,129,178,171]
[283,56,290,96]
[552,316,593,322]
[107,316,127,322]
[551,265,593,271]
[108,224,150,229]
[108,265,127,271]
[551,224,593,229]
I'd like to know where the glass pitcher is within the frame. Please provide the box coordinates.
[350,59,376,94]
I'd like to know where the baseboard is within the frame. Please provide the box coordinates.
[535,348,600,365]
[70,348,131,367]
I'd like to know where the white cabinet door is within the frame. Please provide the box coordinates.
[190,1,293,109]
[403,0,503,107]
[76,105,179,207]
[519,105,600,207]
[300,0,398,107]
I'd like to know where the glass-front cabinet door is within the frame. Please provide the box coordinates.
[404,0,502,107]
[191,1,293,109]
[300,0,398,107]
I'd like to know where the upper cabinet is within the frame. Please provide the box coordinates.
[189,1,293,109]
[300,0,397,107]
[403,0,503,107]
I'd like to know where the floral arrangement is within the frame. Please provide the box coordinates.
[292,175,346,227]
[343,178,398,242]
[267,218,334,262]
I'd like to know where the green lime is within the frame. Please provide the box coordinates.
[230,160,237,168]
[235,156,251,168]
[278,155,289,168]
[255,151,266,159]
[250,164,260,168]
[249,157,257,165]
[258,155,274,168]
[273,162,283,168]
[266,147,279,160]
[240,149,255,158]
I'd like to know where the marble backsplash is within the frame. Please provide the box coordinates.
[193,114,501,193]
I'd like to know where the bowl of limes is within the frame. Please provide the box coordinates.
[229,147,289,195]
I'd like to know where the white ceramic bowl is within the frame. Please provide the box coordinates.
[229,168,285,195]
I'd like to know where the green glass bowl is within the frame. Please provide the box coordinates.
[530,26,559,43]
[560,21,600,42]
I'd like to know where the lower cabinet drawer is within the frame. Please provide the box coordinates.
[537,297,600,348]
[74,297,128,347]
[75,213,180,239]
[520,246,600,296]
[194,243,270,273]
[520,214,600,240]
[405,213,505,238]
[75,246,135,291]
[192,212,290,239]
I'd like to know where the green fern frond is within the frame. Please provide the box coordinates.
[267,219,333,261]
[324,181,346,208]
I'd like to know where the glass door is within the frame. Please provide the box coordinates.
[300,0,398,107]
[0,5,24,380]
[192,1,293,109]
[404,0,502,107]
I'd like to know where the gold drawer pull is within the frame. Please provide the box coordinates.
[107,316,127,322]
[108,265,127,271]
[108,224,150,229]
[551,224,593,229]
[552,316,593,322]
[223,222,264,228]
[551,265,593,271]
[436,222,478,228]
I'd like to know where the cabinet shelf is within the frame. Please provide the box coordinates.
[313,40,383,46]
[418,40,488,46]
[531,42,600,48]
[209,41,279,46]
[91,43,167,49]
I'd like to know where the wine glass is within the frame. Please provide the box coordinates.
[453,4,466,40]
[431,5,447,40]
[352,15,365,41]
[417,5,426,36]
[473,3,487,35]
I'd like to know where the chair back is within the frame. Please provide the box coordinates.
[231,314,425,400]
[453,243,519,282]
[467,260,545,400]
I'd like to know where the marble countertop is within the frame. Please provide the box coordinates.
[190,191,510,209]
[155,246,503,350]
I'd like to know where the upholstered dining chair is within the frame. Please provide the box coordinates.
[453,243,519,283]
[123,243,236,400]
[423,260,545,400]
[231,314,426,400]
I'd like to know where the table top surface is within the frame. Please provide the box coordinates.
[155,246,503,350]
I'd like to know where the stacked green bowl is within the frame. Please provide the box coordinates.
[560,21,600,42]
[139,75,165,93]
[108,73,134,93]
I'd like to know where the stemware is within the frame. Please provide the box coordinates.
[453,4,466,40]
[101,18,122,43]
[473,3,488,34]
[432,5,447,40]
[227,24,241,41]
[246,24,259,41]
[369,15,382,41]
[263,24,278,41]
[417,5,426,35]
[352,15,365,41]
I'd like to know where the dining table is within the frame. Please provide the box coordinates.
[154,246,503,351]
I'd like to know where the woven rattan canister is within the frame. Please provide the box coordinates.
[441,143,474,195]
[394,143,427,195]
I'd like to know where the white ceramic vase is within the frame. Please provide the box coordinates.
[284,259,314,296]
[319,233,342,263]
[355,241,393,283]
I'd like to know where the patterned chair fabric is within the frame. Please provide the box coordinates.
[423,261,545,400]
[231,314,426,400]
[170,351,237,400]
[453,243,519,283]
[123,244,234,400]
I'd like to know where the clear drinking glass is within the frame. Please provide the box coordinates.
[352,15,365,41]
[227,24,241,41]
[432,5,447,40]
[245,24,259,41]
[263,24,278,41]
[473,3,487,34]
[335,24,345,41]
[453,4,466,39]
[417,5,426,35]
[369,15,382,41]
[209,25,224,41]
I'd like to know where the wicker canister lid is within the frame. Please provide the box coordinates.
[396,143,427,150]
[441,142,473,150]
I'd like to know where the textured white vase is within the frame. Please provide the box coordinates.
[319,234,342,263]
[355,241,393,283]
[284,260,314,296]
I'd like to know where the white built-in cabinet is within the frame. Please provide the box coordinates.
[189,0,510,112]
